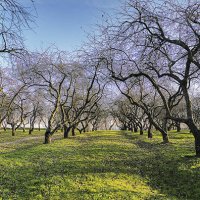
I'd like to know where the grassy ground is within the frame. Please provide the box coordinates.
[0,129,199,199]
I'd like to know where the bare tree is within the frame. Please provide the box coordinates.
[0,0,34,54]
[17,48,105,143]
[0,0,34,132]
[94,0,200,155]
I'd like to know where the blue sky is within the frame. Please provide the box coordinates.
[24,0,122,52]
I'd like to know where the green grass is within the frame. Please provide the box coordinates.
[0,129,199,199]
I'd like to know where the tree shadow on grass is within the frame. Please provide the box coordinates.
[134,140,200,200]
[118,131,141,141]
[0,157,150,199]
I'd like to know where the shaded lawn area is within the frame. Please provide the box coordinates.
[0,129,199,199]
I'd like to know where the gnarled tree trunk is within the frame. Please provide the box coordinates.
[72,125,76,136]
[187,120,200,156]
[63,125,71,138]
[161,131,169,143]
[44,129,51,144]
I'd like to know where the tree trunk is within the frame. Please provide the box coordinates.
[161,130,169,143]
[133,125,138,133]
[160,117,169,143]
[38,122,41,131]
[44,129,51,144]
[124,124,127,130]
[64,125,71,138]
[162,118,168,133]
[176,122,181,132]
[194,134,200,157]
[190,126,200,156]
[187,120,200,156]
[12,124,16,136]
[72,125,76,136]
[148,123,153,139]
[29,122,34,134]
[139,127,143,135]
[22,123,26,132]
[29,128,33,135]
